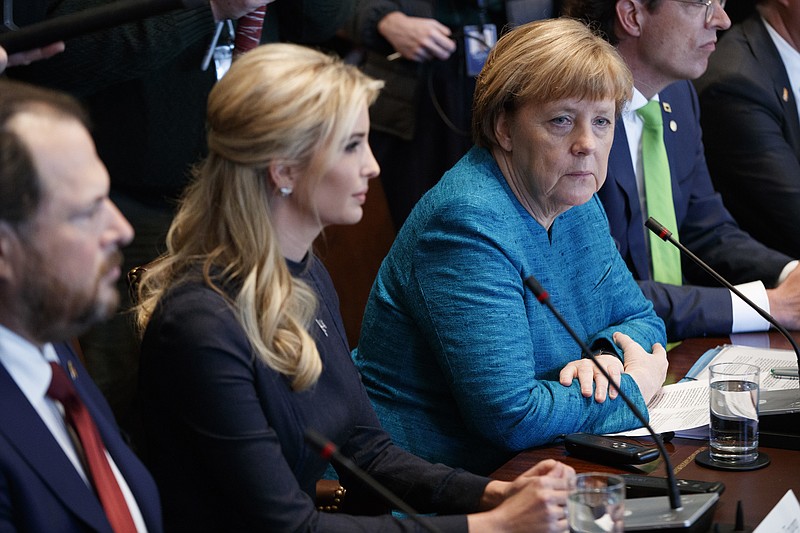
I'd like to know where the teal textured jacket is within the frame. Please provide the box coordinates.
[353,147,667,475]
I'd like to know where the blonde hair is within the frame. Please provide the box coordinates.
[135,44,382,391]
[472,17,633,148]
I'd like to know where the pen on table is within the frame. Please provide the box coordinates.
[770,367,799,379]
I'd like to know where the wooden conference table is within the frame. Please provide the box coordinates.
[489,331,800,528]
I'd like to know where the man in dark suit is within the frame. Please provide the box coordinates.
[564,0,800,341]
[0,79,161,532]
[695,0,800,258]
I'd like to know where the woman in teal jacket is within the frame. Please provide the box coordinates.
[353,18,669,475]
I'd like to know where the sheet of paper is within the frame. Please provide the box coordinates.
[610,381,709,438]
[610,344,799,437]
[690,345,798,390]
[753,490,800,533]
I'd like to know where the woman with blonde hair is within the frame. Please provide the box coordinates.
[135,42,573,532]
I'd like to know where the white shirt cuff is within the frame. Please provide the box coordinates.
[731,281,771,333]
[778,260,799,284]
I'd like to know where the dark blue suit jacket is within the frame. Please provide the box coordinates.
[0,342,162,532]
[696,14,800,258]
[599,80,792,341]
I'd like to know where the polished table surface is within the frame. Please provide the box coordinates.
[490,332,800,528]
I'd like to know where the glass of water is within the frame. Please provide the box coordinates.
[709,362,760,464]
[568,472,625,532]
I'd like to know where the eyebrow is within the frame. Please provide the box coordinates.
[69,195,104,217]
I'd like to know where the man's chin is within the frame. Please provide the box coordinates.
[61,301,118,341]
[97,292,121,320]
[73,292,120,334]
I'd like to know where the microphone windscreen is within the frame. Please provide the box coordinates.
[645,217,672,240]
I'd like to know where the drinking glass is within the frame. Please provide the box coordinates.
[709,362,760,464]
[567,472,625,532]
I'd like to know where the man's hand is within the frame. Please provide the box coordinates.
[377,11,456,62]
[0,42,65,73]
[767,264,800,330]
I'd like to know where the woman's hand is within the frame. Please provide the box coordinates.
[615,332,668,404]
[377,11,456,62]
[468,459,574,533]
[559,353,623,403]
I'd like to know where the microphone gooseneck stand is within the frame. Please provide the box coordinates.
[0,0,209,54]
[526,274,718,532]
[646,216,800,452]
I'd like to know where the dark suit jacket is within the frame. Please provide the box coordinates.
[695,14,800,258]
[0,342,161,532]
[599,80,792,341]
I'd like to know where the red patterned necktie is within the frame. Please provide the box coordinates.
[233,7,266,56]
[47,362,137,533]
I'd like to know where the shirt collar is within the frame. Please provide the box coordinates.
[625,87,659,118]
[763,16,800,107]
[0,325,58,403]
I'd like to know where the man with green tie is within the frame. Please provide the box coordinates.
[564,0,800,341]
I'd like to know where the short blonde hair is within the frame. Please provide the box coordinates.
[472,17,632,148]
[136,44,382,391]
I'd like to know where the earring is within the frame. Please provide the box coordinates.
[279,186,293,197]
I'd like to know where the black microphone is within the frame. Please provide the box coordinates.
[304,428,444,533]
[525,275,718,532]
[0,0,208,54]
[645,216,800,365]
[646,217,800,450]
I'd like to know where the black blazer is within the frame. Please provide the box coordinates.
[695,13,800,257]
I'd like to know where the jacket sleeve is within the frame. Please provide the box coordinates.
[337,378,490,517]
[273,0,357,43]
[354,0,402,51]
[6,0,215,96]
[635,281,733,340]
[404,200,652,449]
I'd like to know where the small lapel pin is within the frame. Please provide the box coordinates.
[662,102,672,113]
[783,87,790,102]
[67,360,78,380]
[669,120,678,132]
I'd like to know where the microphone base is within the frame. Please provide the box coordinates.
[624,493,719,532]
[760,410,800,451]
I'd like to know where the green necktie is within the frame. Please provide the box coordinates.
[637,100,682,285]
